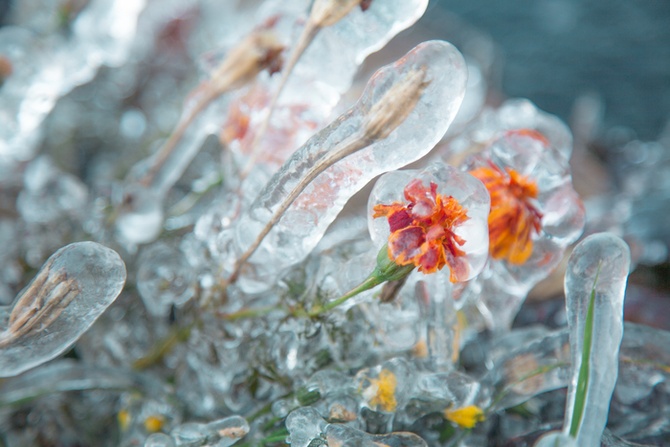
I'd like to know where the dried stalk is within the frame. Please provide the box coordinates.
[240,0,364,179]
[138,30,284,189]
[226,67,429,285]
[0,269,81,348]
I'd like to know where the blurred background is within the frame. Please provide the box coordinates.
[1,0,668,139]
[436,0,670,140]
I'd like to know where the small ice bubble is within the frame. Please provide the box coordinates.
[137,243,196,317]
[120,108,147,139]
[0,241,126,377]
[205,415,249,447]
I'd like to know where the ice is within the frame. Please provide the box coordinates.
[368,163,490,283]
[145,433,177,447]
[0,241,126,377]
[137,243,196,317]
[286,406,328,447]
[445,98,574,163]
[16,156,88,224]
[234,0,429,169]
[0,359,165,407]
[230,40,468,289]
[563,233,631,447]
[534,432,577,447]
[170,416,248,447]
[487,327,571,411]
[115,22,284,246]
[0,0,148,163]
[325,424,429,447]
[459,129,585,330]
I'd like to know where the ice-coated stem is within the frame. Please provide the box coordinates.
[138,87,221,189]
[228,132,372,284]
[225,41,466,292]
[563,232,630,446]
[241,0,363,176]
[135,29,284,192]
[227,67,429,285]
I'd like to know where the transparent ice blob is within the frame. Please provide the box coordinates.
[0,241,126,377]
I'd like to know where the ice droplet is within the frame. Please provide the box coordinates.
[563,232,631,446]
[137,243,196,317]
[0,241,126,377]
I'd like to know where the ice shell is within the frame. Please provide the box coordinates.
[446,98,573,161]
[368,162,490,282]
[563,233,631,447]
[137,243,196,317]
[0,241,126,377]
[286,406,328,447]
[233,40,468,281]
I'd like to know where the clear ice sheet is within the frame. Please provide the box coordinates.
[0,241,126,377]
[563,233,631,446]
[232,40,468,284]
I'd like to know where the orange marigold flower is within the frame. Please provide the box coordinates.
[469,162,542,265]
[373,179,470,282]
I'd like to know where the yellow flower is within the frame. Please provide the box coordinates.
[117,409,131,431]
[444,405,485,429]
[366,369,398,412]
[144,414,165,433]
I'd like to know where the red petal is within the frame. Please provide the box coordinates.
[388,226,425,265]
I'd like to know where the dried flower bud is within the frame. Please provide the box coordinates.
[363,67,429,140]
[210,30,284,93]
[310,0,362,28]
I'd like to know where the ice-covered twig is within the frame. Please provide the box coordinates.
[0,242,126,377]
[227,66,429,285]
[133,29,284,192]
[225,41,467,291]
[241,0,363,176]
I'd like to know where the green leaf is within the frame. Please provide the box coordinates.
[569,261,602,437]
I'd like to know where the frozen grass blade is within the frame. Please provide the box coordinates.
[563,232,630,446]
[568,261,601,437]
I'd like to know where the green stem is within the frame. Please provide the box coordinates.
[569,261,602,437]
[132,325,193,370]
[219,305,277,321]
[308,275,383,317]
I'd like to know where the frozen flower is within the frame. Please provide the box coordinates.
[463,129,584,272]
[469,161,542,265]
[459,129,585,330]
[363,369,398,412]
[372,179,469,281]
[369,163,490,283]
[444,405,486,429]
